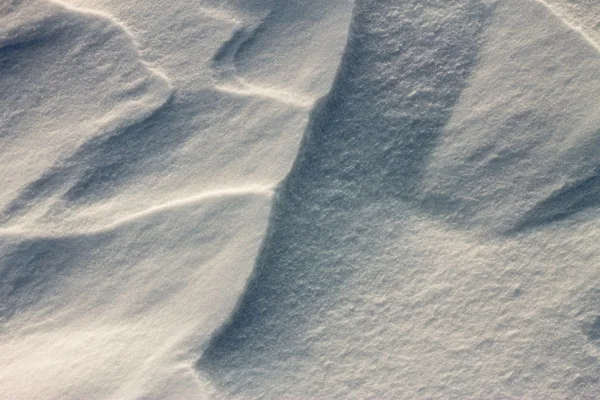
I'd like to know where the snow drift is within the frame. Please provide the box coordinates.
[2,0,600,398]
[199,0,600,398]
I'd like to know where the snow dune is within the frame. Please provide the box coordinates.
[1,0,351,398]
[423,0,600,233]
[1,192,271,398]
[0,0,172,229]
[2,0,600,398]
[200,0,600,398]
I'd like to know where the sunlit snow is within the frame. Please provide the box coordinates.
[1,0,600,398]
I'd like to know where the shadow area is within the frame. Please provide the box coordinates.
[0,233,114,325]
[0,87,238,223]
[512,166,600,233]
[198,0,495,396]
[0,95,182,220]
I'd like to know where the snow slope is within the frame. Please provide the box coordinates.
[200,0,600,398]
[2,0,600,398]
[1,0,351,398]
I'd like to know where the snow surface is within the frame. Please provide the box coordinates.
[2,0,600,398]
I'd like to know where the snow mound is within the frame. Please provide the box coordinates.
[0,0,172,228]
[422,0,600,233]
[0,0,352,398]
[0,191,272,399]
[199,0,600,398]
[3,0,600,397]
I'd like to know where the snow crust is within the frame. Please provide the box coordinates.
[2,0,600,398]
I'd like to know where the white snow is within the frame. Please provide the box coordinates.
[0,0,351,397]
[2,0,600,398]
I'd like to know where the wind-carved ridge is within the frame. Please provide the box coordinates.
[0,186,275,238]
[536,0,600,51]
[49,0,174,87]
[210,19,315,109]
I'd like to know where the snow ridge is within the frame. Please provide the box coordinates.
[198,0,600,398]
[3,0,600,398]
[0,0,353,398]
